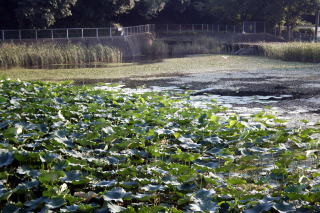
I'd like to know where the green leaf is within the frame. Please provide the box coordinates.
[107,203,127,213]
[39,171,65,184]
[103,187,129,202]
[45,198,65,209]
[0,150,14,168]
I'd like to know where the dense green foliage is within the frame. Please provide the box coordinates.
[1,79,320,212]
[0,43,122,68]
[0,0,319,29]
[259,42,320,63]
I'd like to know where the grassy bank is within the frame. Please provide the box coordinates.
[0,55,314,81]
[0,43,122,68]
[259,42,320,63]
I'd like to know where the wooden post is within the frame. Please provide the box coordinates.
[315,9,320,42]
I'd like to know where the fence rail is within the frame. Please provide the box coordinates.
[0,24,152,41]
[0,23,317,42]
[155,23,317,42]
[154,22,267,34]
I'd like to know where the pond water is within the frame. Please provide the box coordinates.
[96,83,319,128]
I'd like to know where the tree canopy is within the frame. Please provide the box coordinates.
[0,0,318,29]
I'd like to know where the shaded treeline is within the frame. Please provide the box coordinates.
[0,0,319,30]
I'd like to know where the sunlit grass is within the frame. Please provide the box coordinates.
[0,55,316,81]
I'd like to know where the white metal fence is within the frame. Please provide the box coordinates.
[155,22,267,34]
[1,22,316,42]
[155,23,316,42]
[0,24,152,41]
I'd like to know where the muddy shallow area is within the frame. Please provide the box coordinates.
[74,66,320,127]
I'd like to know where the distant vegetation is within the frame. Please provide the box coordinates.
[144,36,223,58]
[259,42,320,63]
[1,0,319,33]
[172,36,222,56]
[0,43,122,68]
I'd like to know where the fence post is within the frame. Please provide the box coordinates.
[202,24,204,31]
[218,24,219,32]
[264,22,266,33]
[226,25,227,33]
[192,24,194,33]
[110,28,112,37]
[19,30,22,40]
[2,30,4,41]
[234,25,236,33]
[96,28,99,38]
[254,22,257,33]
[66,29,69,39]
[242,22,245,33]
[51,30,54,39]
[35,30,38,40]
[179,24,182,33]
[81,29,84,38]
[300,33,302,42]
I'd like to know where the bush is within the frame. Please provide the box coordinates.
[172,36,222,56]
[143,40,169,58]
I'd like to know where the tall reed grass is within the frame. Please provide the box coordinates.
[0,42,122,68]
[143,40,169,58]
[259,42,320,63]
[172,36,222,56]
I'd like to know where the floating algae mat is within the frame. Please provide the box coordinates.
[0,80,320,212]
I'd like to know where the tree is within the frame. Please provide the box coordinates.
[60,0,135,27]
[15,0,77,28]
[0,0,19,29]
